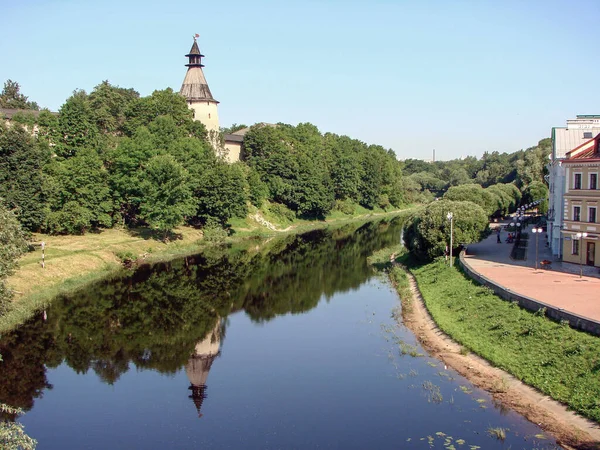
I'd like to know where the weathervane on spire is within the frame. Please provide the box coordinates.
[193,33,199,41]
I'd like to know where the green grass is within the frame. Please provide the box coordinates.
[408,258,600,423]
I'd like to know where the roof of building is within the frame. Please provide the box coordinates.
[180,66,218,102]
[186,40,202,57]
[223,123,278,144]
[552,127,600,159]
[564,133,600,161]
[224,133,244,143]
[0,108,57,119]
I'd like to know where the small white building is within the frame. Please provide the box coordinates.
[547,115,600,257]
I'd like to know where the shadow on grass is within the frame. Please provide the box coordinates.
[128,227,183,242]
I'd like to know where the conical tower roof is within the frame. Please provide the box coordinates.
[180,37,218,103]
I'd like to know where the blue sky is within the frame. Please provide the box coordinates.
[1,0,599,161]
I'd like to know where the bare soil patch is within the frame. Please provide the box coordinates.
[401,269,600,450]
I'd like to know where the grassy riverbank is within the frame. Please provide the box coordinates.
[388,256,600,424]
[2,209,410,334]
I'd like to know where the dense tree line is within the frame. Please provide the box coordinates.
[243,123,405,218]
[402,139,551,196]
[0,82,247,235]
[1,79,550,238]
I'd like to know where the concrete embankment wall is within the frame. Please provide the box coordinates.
[459,251,600,337]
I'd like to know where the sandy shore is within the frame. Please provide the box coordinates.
[399,267,600,450]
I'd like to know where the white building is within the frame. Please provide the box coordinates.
[547,115,600,257]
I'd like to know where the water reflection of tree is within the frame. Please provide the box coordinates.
[0,316,54,420]
[0,217,405,415]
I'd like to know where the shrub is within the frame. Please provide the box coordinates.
[403,200,488,260]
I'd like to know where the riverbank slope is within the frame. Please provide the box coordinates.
[373,252,600,450]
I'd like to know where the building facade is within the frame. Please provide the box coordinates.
[561,133,600,267]
[547,116,600,257]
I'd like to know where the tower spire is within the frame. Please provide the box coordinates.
[180,35,220,132]
[186,34,204,68]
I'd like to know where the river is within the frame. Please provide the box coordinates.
[0,219,560,449]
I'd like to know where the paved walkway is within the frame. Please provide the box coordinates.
[463,218,600,325]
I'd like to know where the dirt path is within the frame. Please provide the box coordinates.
[399,267,600,450]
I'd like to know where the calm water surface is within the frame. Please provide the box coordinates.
[0,220,560,449]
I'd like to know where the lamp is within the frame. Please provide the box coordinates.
[575,232,588,278]
[531,227,543,270]
[447,212,454,267]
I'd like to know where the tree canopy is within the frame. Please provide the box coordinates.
[0,80,39,110]
[404,200,489,260]
[0,78,550,240]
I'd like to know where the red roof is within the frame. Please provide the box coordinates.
[564,133,600,161]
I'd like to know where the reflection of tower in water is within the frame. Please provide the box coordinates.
[186,320,221,418]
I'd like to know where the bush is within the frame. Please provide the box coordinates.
[333,199,355,215]
[115,251,136,266]
[202,219,228,243]
[268,202,296,223]
[404,199,488,260]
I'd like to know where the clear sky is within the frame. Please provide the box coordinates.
[1,0,599,161]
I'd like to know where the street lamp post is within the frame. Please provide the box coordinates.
[447,212,454,267]
[531,227,543,270]
[576,232,588,278]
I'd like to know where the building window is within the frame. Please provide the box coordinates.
[590,173,598,190]
[589,207,597,223]
[574,173,582,189]
[574,206,581,222]
[573,239,580,255]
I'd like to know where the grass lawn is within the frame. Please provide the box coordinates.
[2,227,204,333]
[408,257,600,423]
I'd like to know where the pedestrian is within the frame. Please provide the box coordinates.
[496,228,501,243]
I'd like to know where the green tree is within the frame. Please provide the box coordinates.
[139,155,196,235]
[122,88,197,137]
[515,138,551,188]
[443,184,496,216]
[56,90,98,157]
[88,81,139,135]
[0,80,39,110]
[106,127,158,226]
[0,201,28,314]
[195,162,249,225]
[404,200,489,260]
[0,125,51,231]
[523,181,549,213]
[485,185,512,216]
[408,172,447,193]
[44,148,113,234]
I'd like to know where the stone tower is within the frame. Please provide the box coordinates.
[180,36,220,133]
[185,320,221,418]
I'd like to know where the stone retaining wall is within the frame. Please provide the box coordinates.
[459,250,600,337]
